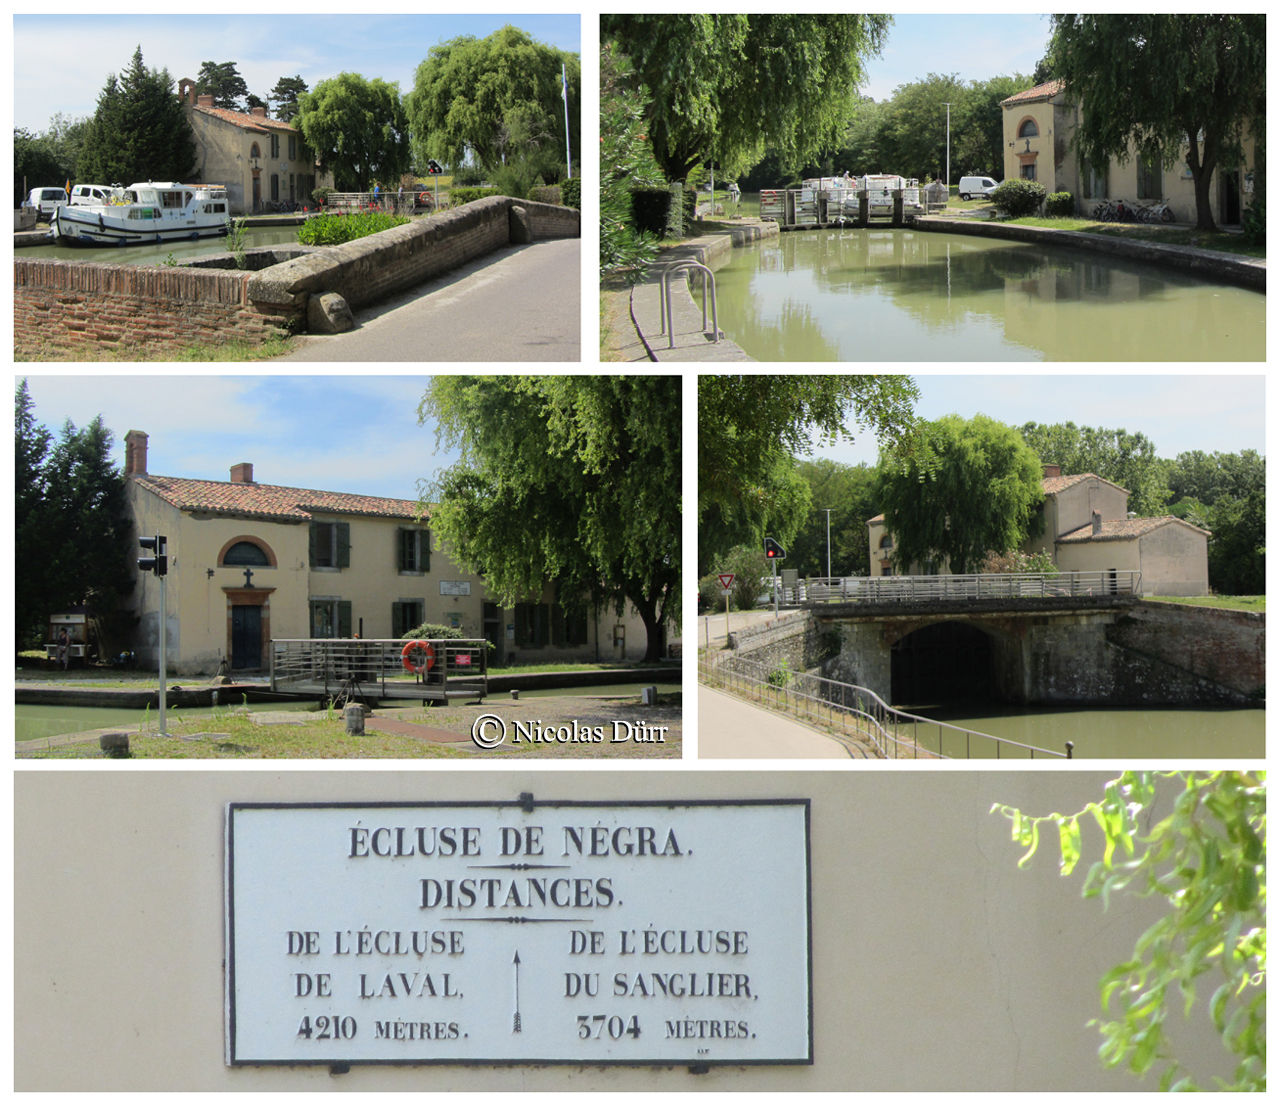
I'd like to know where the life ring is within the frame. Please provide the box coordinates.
[401,639,435,673]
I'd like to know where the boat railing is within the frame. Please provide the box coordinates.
[658,259,720,348]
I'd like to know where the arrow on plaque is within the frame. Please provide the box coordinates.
[512,950,523,1033]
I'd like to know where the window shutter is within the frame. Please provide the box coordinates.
[423,530,430,572]
[534,604,550,648]
[337,522,350,568]
[396,528,407,571]
[338,601,353,638]
[308,522,318,568]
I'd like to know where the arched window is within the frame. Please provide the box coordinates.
[1017,118,1039,139]
[220,539,273,566]
[879,534,893,550]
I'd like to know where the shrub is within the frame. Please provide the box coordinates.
[448,186,503,206]
[296,210,409,246]
[401,622,466,641]
[1242,193,1265,247]
[451,165,486,187]
[1044,191,1074,217]
[630,188,672,236]
[311,186,334,208]
[990,178,1046,217]
[562,177,580,209]
[528,185,562,206]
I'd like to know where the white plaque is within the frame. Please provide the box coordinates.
[439,581,471,596]
[226,800,811,1065]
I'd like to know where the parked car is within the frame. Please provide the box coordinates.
[958,176,1000,201]
[22,186,68,221]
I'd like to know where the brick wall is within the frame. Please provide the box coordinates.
[15,196,581,356]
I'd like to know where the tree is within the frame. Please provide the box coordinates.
[268,76,309,123]
[195,61,249,111]
[1048,14,1265,231]
[14,128,65,204]
[603,15,890,181]
[1019,421,1171,516]
[421,377,680,663]
[406,26,579,178]
[15,380,51,647]
[876,414,1044,575]
[78,47,196,184]
[295,73,411,191]
[699,375,919,574]
[789,460,879,578]
[992,771,1265,1091]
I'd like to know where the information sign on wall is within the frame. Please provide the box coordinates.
[226,800,811,1066]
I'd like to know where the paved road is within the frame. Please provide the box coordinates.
[274,238,580,362]
[698,686,855,759]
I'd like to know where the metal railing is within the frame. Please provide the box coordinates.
[803,570,1141,605]
[270,638,488,702]
[658,259,720,348]
[699,653,1071,760]
[319,191,439,216]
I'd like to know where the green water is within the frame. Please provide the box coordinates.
[711,229,1264,361]
[913,705,1264,759]
[17,225,302,266]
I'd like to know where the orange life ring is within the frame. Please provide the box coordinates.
[418,191,431,205]
[401,640,435,673]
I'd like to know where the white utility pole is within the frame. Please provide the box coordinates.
[943,102,952,190]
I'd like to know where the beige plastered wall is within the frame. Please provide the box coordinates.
[15,768,1231,1093]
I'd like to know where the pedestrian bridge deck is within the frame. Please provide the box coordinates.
[270,638,488,704]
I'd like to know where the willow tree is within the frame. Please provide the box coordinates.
[295,73,411,191]
[1049,14,1265,231]
[603,14,891,181]
[421,377,679,663]
[875,414,1044,575]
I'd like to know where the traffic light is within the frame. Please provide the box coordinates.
[138,534,168,577]
[426,160,444,175]
[764,537,786,561]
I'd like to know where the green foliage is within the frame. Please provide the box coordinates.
[790,459,879,578]
[406,26,578,177]
[600,42,663,282]
[400,622,466,642]
[990,178,1046,217]
[1163,448,1265,594]
[195,60,249,111]
[78,47,196,184]
[699,545,770,611]
[15,127,68,205]
[992,771,1266,1092]
[766,658,792,688]
[1020,421,1171,517]
[296,211,408,246]
[1045,191,1074,216]
[980,548,1059,575]
[604,15,890,181]
[1049,15,1265,231]
[421,377,680,663]
[268,75,309,123]
[561,177,580,209]
[295,73,412,191]
[224,217,248,268]
[876,414,1044,575]
[698,375,919,574]
[448,187,502,206]
[1241,192,1265,247]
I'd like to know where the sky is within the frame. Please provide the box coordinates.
[11,14,582,133]
[811,374,1267,467]
[19,375,458,503]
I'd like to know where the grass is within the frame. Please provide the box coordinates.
[16,335,296,362]
[1146,595,1265,612]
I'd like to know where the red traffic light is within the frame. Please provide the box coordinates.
[764,538,785,560]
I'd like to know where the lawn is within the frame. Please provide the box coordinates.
[1146,595,1265,612]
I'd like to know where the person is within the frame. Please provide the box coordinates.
[56,627,70,670]
[728,181,741,206]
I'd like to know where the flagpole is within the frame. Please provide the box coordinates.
[562,61,572,180]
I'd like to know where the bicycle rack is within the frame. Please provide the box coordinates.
[658,259,721,349]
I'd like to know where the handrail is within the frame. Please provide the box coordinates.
[803,570,1141,605]
[658,259,720,348]
[699,652,1072,760]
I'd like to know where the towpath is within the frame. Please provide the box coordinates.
[274,238,580,362]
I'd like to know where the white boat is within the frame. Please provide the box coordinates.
[861,174,924,215]
[50,182,230,246]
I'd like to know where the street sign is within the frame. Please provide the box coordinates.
[717,574,734,591]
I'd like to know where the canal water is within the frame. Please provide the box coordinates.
[710,228,1264,360]
[17,225,302,267]
[915,704,1264,759]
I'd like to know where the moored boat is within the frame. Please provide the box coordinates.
[50,182,230,245]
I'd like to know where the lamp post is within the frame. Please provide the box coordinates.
[823,508,833,581]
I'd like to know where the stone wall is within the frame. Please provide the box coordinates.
[15,196,581,355]
[724,611,831,676]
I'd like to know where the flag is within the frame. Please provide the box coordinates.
[561,62,568,105]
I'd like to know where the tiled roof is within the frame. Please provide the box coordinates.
[191,104,297,134]
[1057,516,1210,543]
[134,475,426,523]
[1001,79,1065,107]
[1042,471,1129,496]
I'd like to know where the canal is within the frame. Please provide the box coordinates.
[913,704,1264,759]
[710,228,1264,360]
[17,225,302,267]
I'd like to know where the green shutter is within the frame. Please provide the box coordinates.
[337,522,350,568]
[308,522,318,568]
[534,604,550,648]
[396,528,407,571]
[338,601,353,638]
[423,529,430,572]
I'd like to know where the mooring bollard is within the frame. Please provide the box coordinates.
[344,703,365,736]
[641,686,658,706]
[510,689,520,700]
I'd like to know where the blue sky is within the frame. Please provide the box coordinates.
[12,14,581,133]
[812,374,1266,467]
[20,375,459,503]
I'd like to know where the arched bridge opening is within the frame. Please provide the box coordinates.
[890,621,998,709]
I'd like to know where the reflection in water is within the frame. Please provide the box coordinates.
[17,226,303,267]
[712,229,1264,361]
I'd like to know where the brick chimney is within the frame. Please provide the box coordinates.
[198,94,215,108]
[1042,463,1061,479]
[251,105,268,119]
[1091,510,1102,535]
[124,430,148,476]
[230,462,255,485]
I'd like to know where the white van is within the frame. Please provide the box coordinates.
[23,186,69,220]
[958,176,999,200]
[70,184,125,206]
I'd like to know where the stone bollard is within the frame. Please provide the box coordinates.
[100,731,131,758]
[510,689,520,700]
[641,686,658,706]
[344,703,365,736]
